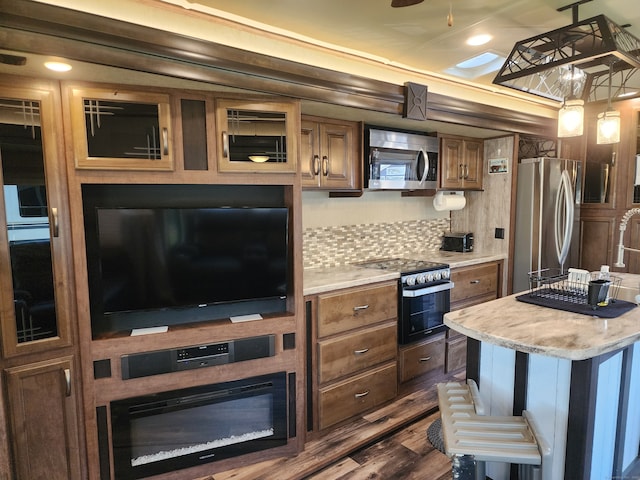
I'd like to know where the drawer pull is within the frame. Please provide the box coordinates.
[354,390,370,399]
[353,304,369,312]
[470,279,480,284]
[419,356,432,363]
[354,348,370,355]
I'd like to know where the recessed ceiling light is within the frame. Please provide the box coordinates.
[44,61,72,72]
[466,34,492,46]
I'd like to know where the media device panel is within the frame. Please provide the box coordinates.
[121,335,276,379]
[82,184,290,337]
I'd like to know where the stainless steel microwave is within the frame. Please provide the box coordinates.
[364,127,439,191]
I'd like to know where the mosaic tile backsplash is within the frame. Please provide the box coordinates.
[303,218,451,268]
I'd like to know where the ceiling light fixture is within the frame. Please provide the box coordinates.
[493,0,640,104]
[44,61,72,72]
[467,34,492,46]
[558,58,584,138]
[596,61,621,144]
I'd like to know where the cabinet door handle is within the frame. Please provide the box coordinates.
[459,163,464,179]
[419,356,432,363]
[162,127,169,156]
[50,207,59,238]
[222,131,229,158]
[353,304,369,312]
[313,154,320,175]
[63,368,71,397]
[354,348,370,355]
[464,164,470,179]
[354,390,370,399]
[470,279,480,284]
[322,155,329,176]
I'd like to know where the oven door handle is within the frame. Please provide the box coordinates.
[402,281,454,297]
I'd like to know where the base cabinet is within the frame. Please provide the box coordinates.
[5,356,82,480]
[308,281,398,431]
[399,333,445,383]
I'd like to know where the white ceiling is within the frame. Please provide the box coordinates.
[169,0,640,96]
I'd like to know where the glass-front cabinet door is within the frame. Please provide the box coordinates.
[65,85,173,171]
[0,83,74,356]
[215,98,298,173]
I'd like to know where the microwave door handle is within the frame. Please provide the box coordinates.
[418,148,429,185]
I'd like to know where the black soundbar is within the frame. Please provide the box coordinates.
[121,334,275,380]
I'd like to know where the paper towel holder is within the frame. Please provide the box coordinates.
[433,190,466,211]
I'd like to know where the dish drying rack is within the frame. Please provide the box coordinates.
[527,268,621,305]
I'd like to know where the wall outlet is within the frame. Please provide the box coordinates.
[495,227,505,239]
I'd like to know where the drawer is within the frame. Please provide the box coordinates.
[317,283,397,337]
[446,335,467,373]
[399,335,445,383]
[318,322,397,384]
[318,362,397,430]
[450,262,499,308]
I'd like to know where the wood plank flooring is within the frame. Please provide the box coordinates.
[207,384,453,480]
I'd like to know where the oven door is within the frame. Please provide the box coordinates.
[399,282,451,345]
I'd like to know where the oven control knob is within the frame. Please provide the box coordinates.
[406,276,416,286]
[434,271,442,280]
[441,269,450,280]
[425,272,434,282]
[416,274,426,284]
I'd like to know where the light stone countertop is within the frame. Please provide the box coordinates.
[444,292,640,361]
[303,251,506,296]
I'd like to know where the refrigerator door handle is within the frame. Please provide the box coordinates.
[555,169,574,267]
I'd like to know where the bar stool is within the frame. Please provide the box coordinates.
[436,380,551,480]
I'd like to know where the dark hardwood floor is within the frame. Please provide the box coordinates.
[209,375,456,480]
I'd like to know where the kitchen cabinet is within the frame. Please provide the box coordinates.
[446,260,502,373]
[215,98,299,173]
[5,356,83,480]
[439,135,484,190]
[398,333,445,383]
[301,115,361,191]
[0,79,83,479]
[64,84,174,171]
[308,281,398,431]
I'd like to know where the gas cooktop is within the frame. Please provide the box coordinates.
[357,257,448,274]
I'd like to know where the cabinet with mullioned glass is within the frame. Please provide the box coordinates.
[65,84,174,170]
[215,98,299,173]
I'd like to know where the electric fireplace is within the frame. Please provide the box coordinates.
[110,372,288,479]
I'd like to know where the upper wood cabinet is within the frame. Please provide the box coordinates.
[301,116,361,191]
[439,135,484,190]
[64,84,174,171]
[0,81,76,357]
[215,98,299,173]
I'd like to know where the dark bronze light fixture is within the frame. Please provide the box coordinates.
[493,0,640,103]
[391,0,424,7]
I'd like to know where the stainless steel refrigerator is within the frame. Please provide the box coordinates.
[513,157,582,293]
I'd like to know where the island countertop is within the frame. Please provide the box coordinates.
[444,292,640,361]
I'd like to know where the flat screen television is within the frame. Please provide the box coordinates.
[84,205,289,337]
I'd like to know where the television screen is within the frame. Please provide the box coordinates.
[86,207,288,336]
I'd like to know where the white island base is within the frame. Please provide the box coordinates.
[445,292,640,480]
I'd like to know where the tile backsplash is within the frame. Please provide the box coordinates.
[303,218,451,268]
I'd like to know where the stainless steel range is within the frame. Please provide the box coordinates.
[358,258,453,344]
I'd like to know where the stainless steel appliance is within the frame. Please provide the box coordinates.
[358,258,453,344]
[364,127,438,191]
[513,157,582,293]
[441,232,474,253]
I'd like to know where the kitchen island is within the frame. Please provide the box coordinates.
[445,291,640,480]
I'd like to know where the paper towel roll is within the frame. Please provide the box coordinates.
[433,191,466,211]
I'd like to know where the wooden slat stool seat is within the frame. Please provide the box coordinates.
[436,380,551,480]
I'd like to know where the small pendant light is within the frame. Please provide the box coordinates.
[558,64,584,138]
[597,61,621,144]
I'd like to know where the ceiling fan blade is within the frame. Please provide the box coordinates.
[391,0,424,7]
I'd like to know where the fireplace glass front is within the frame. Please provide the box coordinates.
[110,372,288,479]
